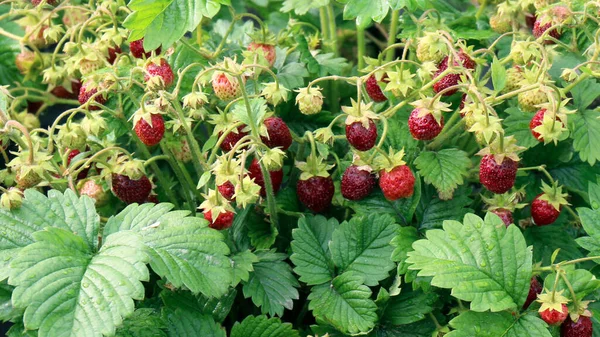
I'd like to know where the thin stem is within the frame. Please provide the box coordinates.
[385,10,400,62]
[559,271,580,312]
[357,26,366,69]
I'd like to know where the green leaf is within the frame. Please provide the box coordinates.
[570,78,600,110]
[417,187,473,230]
[524,225,583,265]
[143,220,233,298]
[414,149,471,199]
[491,57,507,92]
[330,214,399,286]
[407,213,533,312]
[309,272,378,335]
[231,98,268,132]
[160,288,237,323]
[446,311,551,337]
[281,0,329,14]
[231,315,300,337]
[314,53,350,76]
[9,228,148,337]
[368,317,439,336]
[163,307,226,337]
[103,202,177,236]
[391,226,419,274]
[548,161,600,202]
[542,267,600,302]
[246,210,278,249]
[572,110,600,166]
[276,60,310,89]
[123,0,227,50]
[6,323,37,337]
[0,282,20,322]
[381,288,437,325]
[290,215,337,286]
[504,107,540,149]
[115,308,166,337]
[577,182,600,258]
[341,0,389,29]
[231,250,258,287]
[242,250,299,317]
[0,4,23,85]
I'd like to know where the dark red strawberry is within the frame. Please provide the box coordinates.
[533,20,560,44]
[111,173,152,204]
[78,82,106,111]
[379,165,415,201]
[144,58,174,88]
[248,158,283,197]
[297,176,334,213]
[217,181,236,200]
[530,109,562,142]
[248,42,276,67]
[67,149,90,180]
[261,117,292,150]
[107,45,121,64]
[408,108,444,140]
[491,208,513,226]
[525,13,537,30]
[135,114,165,146]
[479,155,517,194]
[346,119,377,151]
[531,193,561,226]
[540,304,568,325]
[130,38,161,59]
[203,209,234,230]
[561,316,593,337]
[146,194,159,204]
[220,126,248,152]
[365,75,388,102]
[51,79,82,100]
[523,277,543,310]
[341,165,376,200]
[433,51,475,96]
[32,0,58,6]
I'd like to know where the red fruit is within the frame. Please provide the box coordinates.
[248,42,276,67]
[408,108,444,140]
[135,114,165,146]
[51,80,82,100]
[433,51,475,96]
[526,13,537,30]
[523,278,543,310]
[530,109,562,142]
[67,149,90,180]
[107,46,121,64]
[31,0,58,6]
[533,15,561,44]
[561,316,593,337]
[297,176,334,213]
[111,174,152,204]
[217,181,236,201]
[365,75,388,102]
[346,119,377,151]
[531,193,561,226]
[78,82,106,111]
[479,155,518,194]
[341,165,376,200]
[261,117,292,150]
[220,126,248,152]
[203,209,235,230]
[491,208,513,226]
[379,165,415,201]
[144,58,174,88]
[146,194,159,204]
[248,159,283,197]
[130,38,161,59]
[540,304,568,325]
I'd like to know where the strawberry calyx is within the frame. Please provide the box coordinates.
[538,180,570,212]
[416,30,450,64]
[199,188,235,220]
[261,82,290,106]
[295,86,324,115]
[295,153,334,180]
[537,289,570,315]
[131,104,164,130]
[384,67,416,98]
[112,158,146,180]
[409,96,451,125]
[211,154,243,186]
[342,98,378,128]
[482,188,527,212]
[374,147,407,173]
[476,136,525,165]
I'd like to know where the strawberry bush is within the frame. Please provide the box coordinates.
[2,0,600,336]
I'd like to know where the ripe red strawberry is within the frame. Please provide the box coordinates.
[479,155,517,194]
[217,181,236,200]
[130,38,161,59]
[491,208,513,226]
[67,149,90,180]
[526,13,537,30]
[135,114,165,146]
[561,316,593,337]
[346,119,377,151]
[533,20,560,44]
[107,46,121,64]
[78,82,106,111]
[379,165,415,200]
[220,126,248,152]
[203,209,234,230]
[146,194,159,204]
[212,73,241,101]
[248,158,283,197]
[32,0,58,6]
[144,58,174,88]
[408,108,444,140]
[261,117,292,151]
[433,51,475,96]
[341,165,376,200]
[365,75,388,102]
[51,80,82,100]
[531,193,561,225]
[111,173,152,204]
[530,109,563,142]
[297,176,334,213]
[540,304,568,325]
[248,42,276,67]
[523,277,543,310]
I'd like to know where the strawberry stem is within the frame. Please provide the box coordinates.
[385,10,400,62]
[3,120,34,164]
[357,26,366,69]
[560,271,580,312]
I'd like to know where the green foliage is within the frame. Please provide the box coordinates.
[577,181,600,258]
[115,308,167,337]
[572,110,600,166]
[380,288,437,325]
[231,315,300,337]
[414,149,471,199]
[290,215,337,285]
[446,312,551,337]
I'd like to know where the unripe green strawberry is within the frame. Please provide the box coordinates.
[504,66,524,93]
[490,14,511,34]
[0,188,23,210]
[416,31,448,64]
[518,88,549,112]
[295,87,324,115]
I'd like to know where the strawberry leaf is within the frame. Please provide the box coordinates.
[231,250,258,287]
[572,110,600,165]
[542,267,600,302]
[308,272,378,335]
[491,57,506,92]
[160,288,237,323]
[414,149,471,200]
[231,315,300,337]
[576,180,600,258]
[447,312,551,337]
[115,308,166,337]
[281,0,329,15]
[330,213,399,286]
[504,107,540,149]
[391,226,419,274]
[524,225,583,266]
[340,0,389,29]
[407,213,533,312]
[380,288,438,325]
[163,307,226,337]
[417,186,474,230]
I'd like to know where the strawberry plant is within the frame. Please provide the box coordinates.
[2,0,600,336]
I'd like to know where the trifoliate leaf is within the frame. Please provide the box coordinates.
[290,215,337,285]
[414,149,471,200]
